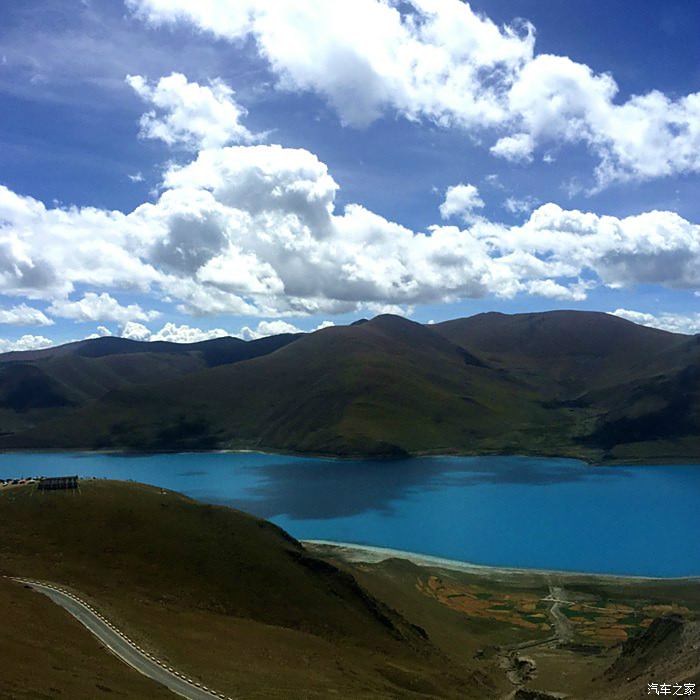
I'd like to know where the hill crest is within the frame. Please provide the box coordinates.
[0,310,698,462]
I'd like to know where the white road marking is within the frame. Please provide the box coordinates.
[9,577,229,700]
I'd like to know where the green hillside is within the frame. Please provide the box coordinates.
[434,311,700,461]
[1,311,699,461]
[2,481,697,698]
[0,481,488,698]
[0,332,300,438]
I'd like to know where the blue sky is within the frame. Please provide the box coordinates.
[0,0,699,348]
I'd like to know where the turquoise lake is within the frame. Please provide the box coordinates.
[2,452,698,577]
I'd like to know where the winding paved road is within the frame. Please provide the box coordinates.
[8,577,232,700]
[544,585,575,644]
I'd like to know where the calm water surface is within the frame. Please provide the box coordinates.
[1,452,698,577]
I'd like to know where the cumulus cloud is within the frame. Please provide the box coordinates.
[362,302,414,316]
[121,321,152,341]
[0,334,53,352]
[503,54,700,187]
[121,321,229,343]
[120,318,333,343]
[611,308,700,335]
[496,204,700,290]
[237,319,302,340]
[0,183,159,301]
[524,279,591,302]
[127,72,258,149]
[2,138,700,320]
[150,322,229,343]
[127,0,700,186]
[490,133,534,163]
[48,292,160,323]
[237,319,333,340]
[0,303,53,326]
[439,183,484,222]
[127,0,533,129]
[84,325,113,340]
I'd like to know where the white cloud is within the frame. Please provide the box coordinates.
[84,325,113,340]
[127,0,700,186]
[361,302,414,316]
[122,318,316,344]
[237,319,333,340]
[121,321,229,343]
[499,204,700,291]
[237,319,302,340]
[503,54,700,187]
[128,172,144,183]
[48,292,160,323]
[121,321,152,341]
[490,133,534,163]
[150,322,229,343]
[484,174,503,189]
[611,309,700,335]
[525,279,590,302]
[0,183,160,301]
[0,334,54,352]
[127,72,257,150]
[0,303,53,326]
[503,195,539,216]
[439,183,484,222]
[127,0,533,129]
[2,138,700,320]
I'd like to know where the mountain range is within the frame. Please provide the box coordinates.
[1,310,698,462]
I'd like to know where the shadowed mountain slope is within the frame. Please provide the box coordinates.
[0,332,300,365]
[433,310,693,395]
[592,614,700,699]
[1,311,698,461]
[0,332,301,436]
[5,315,556,455]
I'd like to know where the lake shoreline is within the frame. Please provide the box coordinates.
[304,540,700,583]
[1,454,698,578]
[1,446,699,468]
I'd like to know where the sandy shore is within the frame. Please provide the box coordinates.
[302,539,700,583]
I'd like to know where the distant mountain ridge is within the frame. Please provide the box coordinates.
[0,332,300,429]
[1,311,698,462]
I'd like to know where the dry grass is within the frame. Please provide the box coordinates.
[0,480,492,698]
[0,577,172,699]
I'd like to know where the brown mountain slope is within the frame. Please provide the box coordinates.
[591,615,700,700]
[1,310,699,461]
[0,481,495,698]
[0,332,301,437]
[433,310,694,396]
[9,314,561,456]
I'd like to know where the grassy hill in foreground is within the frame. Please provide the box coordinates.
[1,310,699,461]
[0,481,499,699]
[0,576,173,699]
[2,481,698,699]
